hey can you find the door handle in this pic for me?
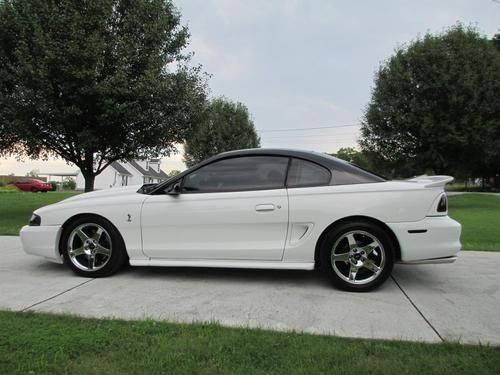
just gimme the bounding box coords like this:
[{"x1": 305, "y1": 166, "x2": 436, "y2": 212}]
[{"x1": 255, "y1": 204, "x2": 275, "y2": 212}]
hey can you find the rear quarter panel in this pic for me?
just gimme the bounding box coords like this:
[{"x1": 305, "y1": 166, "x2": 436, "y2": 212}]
[{"x1": 283, "y1": 181, "x2": 442, "y2": 262}]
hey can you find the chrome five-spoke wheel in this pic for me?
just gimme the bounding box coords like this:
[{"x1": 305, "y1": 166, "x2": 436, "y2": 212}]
[
  {"x1": 67, "y1": 223, "x2": 112, "y2": 272},
  {"x1": 320, "y1": 221, "x2": 394, "y2": 292},
  {"x1": 61, "y1": 216, "x2": 127, "y2": 277},
  {"x1": 331, "y1": 230, "x2": 385, "y2": 285}
]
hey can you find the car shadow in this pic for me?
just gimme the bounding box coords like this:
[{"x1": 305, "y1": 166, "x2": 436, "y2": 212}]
[
  {"x1": 25, "y1": 260, "x2": 67, "y2": 274},
  {"x1": 28, "y1": 259, "x2": 394, "y2": 292},
  {"x1": 121, "y1": 265, "x2": 332, "y2": 288}
]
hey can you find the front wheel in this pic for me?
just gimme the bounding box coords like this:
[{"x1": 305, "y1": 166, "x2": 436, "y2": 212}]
[
  {"x1": 60, "y1": 216, "x2": 128, "y2": 277},
  {"x1": 320, "y1": 221, "x2": 395, "y2": 292}
]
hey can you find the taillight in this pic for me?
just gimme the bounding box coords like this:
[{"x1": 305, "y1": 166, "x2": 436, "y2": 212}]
[{"x1": 437, "y1": 194, "x2": 447, "y2": 212}]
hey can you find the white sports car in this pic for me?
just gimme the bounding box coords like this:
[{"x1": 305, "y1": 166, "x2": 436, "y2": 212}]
[{"x1": 20, "y1": 149, "x2": 461, "y2": 291}]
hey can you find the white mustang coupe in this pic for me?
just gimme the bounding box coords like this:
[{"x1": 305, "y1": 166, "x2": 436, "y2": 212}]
[{"x1": 20, "y1": 149, "x2": 461, "y2": 291}]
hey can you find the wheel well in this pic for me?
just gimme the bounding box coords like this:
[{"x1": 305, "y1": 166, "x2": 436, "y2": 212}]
[
  {"x1": 59, "y1": 213, "x2": 127, "y2": 257},
  {"x1": 314, "y1": 215, "x2": 401, "y2": 267}
]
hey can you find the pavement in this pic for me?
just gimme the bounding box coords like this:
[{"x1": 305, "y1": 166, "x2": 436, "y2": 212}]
[{"x1": 1, "y1": 235, "x2": 500, "y2": 345}]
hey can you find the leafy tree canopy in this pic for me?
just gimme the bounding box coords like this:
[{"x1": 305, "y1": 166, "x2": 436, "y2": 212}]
[
  {"x1": 0, "y1": 0, "x2": 207, "y2": 191},
  {"x1": 183, "y1": 97, "x2": 260, "y2": 167},
  {"x1": 360, "y1": 24, "x2": 500, "y2": 178},
  {"x1": 333, "y1": 147, "x2": 369, "y2": 168}
]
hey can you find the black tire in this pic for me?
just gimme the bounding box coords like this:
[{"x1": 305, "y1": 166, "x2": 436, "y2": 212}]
[
  {"x1": 60, "y1": 215, "x2": 128, "y2": 277},
  {"x1": 41, "y1": 190, "x2": 48, "y2": 193},
  {"x1": 31, "y1": 187, "x2": 38, "y2": 193},
  {"x1": 320, "y1": 221, "x2": 394, "y2": 292}
]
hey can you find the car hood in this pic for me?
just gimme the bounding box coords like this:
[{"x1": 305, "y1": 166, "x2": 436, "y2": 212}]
[{"x1": 61, "y1": 185, "x2": 144, "y2": 204}]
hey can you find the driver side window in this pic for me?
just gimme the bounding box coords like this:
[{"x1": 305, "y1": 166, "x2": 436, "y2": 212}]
[{"x1": 182, "y1": 156, "x2": 289, "y2": 193}]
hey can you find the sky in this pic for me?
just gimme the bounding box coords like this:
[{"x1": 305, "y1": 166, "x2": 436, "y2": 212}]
[{"x1": 1, "y1": 0, "x2": 498, "y2": 176}]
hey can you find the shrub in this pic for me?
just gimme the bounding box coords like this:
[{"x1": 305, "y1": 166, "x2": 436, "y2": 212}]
[
  {"x1": 62, "y1": 178, "x2": 76, "y2": 190},
  {"x1": 48, "y1": 181, "x2": 58, "y2": 191}
]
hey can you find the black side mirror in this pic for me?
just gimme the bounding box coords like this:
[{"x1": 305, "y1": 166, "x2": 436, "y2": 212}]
[{"x1": 167, "y1": 182, "x2": 181, "y2": 195}]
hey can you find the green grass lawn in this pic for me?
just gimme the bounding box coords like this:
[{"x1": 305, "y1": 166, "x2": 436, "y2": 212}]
[
  {"x1": 0, "y1": 191, "x2": 78, "y2": 235},
  {"x1": 448, "y1": 194, "x2": 500, "y2": 251},
  {"x1": 0, "y1": 311, "x2": 499, "y2": 374}
]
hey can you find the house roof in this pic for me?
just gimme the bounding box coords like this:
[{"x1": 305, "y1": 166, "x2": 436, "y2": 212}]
[
  {"x1": 128, "y1": 160, "x2": 169, "y2": 179},
  {"x1": 110, "y1": 162, "x2": 132, "y2": 176}
]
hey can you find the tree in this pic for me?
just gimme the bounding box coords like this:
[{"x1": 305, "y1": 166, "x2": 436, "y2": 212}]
[
  {"x1": 493, "y1": 32, "x2": 500, "y2": 50},
  {"x1": 26, "y1": 169, "x2": 40, "y2": 178},
  {"x1": 168, "y1": 169, "x2": 181, "y2": 177},
  {"x1": 360, "y1": 25, "x2": 500, "y2": 179},
  {"x1": 334, "y1": 147, "x2": 370, "y2": 168},
  {"x1": 0, "y1": 0, "x2": 207, "y2": 191},
  {"x1": 183, "y1": 97, "x2": 260, "y2": 167}
]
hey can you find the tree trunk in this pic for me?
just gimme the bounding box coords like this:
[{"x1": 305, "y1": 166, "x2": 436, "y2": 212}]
[
  {"x1": 82, "y1": 150, "x2": 95, "y2": 192},
  {"x1": 83, "y1": 173, "x2": 95, "y2": 192}
]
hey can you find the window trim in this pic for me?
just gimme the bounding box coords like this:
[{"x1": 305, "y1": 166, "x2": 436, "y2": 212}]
[
  {"x1": 177, "y1": 155, "x2": 290, "y2": 194},
  {"x1": 285, "y1": 157, "x2": 332, "y2": 189}
]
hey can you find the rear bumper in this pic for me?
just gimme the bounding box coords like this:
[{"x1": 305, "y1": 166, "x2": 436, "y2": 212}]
[
  {"x1": 387, "y1": 216, "x2": 461, "y2": 262},
  {"x1": 19, "y1": 225, "x2": 63, "y2": 264}
]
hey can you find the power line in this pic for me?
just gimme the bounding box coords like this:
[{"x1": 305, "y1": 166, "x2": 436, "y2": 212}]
[
  {"x1": 262, "y1": 137, "x2": 357, "y2": 142},
  {"x1": 261, "y1": 133, "x2": 357, "y2": 139},
  {"x1": 258, "y1": 123, "x2": 361, "y2": 133}
]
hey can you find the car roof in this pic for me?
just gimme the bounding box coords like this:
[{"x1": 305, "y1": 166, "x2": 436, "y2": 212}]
[
  {"x1": 147, "y1": 148, "x2": 385, "y2": 195},
  {"x1": 213, "y1": 148, "x2": 356, "y2": 171}
]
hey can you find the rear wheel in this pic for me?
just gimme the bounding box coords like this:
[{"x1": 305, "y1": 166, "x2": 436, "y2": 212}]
[
  {"x1": 320, "y1": 221, "x2": 394, "y2": 292},
  {"x1": 60, "y1": 216, "x2": 128, "y2": 277}
]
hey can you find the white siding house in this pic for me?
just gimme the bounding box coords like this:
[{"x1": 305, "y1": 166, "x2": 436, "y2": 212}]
[{"x1": 76, "y1": 159, "x2": 170, "y2": 190}]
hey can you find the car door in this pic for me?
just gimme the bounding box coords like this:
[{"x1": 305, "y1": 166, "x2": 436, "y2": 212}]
[
  {"x1": 141, "y1": 155, "x2": 290, "y2": 260},
  {"x1": 15, "y1": 180, "x2": 29, "y2": 191}
]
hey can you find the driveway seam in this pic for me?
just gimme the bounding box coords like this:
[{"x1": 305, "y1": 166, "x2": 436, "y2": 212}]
[
  {"x1": 21, "y1": 278, "x2": 95, "y2": 312},
  {"x1": 391, "y1": 275, "x2": 444, "y2": 342}
]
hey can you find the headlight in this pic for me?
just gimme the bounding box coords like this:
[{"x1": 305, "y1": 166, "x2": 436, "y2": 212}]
[{"x1": 29, "y1": 213, "x2": 41, "y2": 226}]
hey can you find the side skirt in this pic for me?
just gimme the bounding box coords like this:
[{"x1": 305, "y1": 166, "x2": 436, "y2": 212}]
[
  {"x1": 397, "y1": 255, "x2": 457, "y2": 265},
  {"x1": 129, "y1": 258, "x2": 315, "y2": 270}
]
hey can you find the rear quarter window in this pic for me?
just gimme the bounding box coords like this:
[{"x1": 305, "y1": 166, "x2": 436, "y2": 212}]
[
  {"x1": 332, "y1": 166, "x2": 386, "y2": 185},
  {"x1": 286, "y1": 158, "x2": 331, "y2": 187}
]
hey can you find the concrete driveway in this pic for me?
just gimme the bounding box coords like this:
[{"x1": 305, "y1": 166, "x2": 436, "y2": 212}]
[{"x1": 2, "y1": 235, "x2": 499, "y2": 345}]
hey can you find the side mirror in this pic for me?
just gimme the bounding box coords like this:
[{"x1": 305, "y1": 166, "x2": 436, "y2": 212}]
[{"x1": 167, "y1": 182, "x2": 181, "y2": 195}]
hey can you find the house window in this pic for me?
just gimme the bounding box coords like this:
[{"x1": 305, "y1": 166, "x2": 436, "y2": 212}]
[{"x1": 121, "y1": 175, "x2": 128, "y2": 186}]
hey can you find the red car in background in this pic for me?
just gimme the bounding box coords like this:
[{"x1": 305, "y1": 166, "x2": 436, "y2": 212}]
[{"x1": 13, "y1": 179, "x2": 52, "y2": 193}]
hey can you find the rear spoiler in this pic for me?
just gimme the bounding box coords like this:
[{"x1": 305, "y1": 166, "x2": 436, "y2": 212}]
[{"x1": 406, "y1": 175, "x2": 454, "y2": 188}]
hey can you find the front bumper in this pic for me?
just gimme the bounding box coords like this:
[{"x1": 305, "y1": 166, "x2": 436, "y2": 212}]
[
  {"x1": 19, "y1": 225, "x2": 63, "y2": 264},
  {"x1": 387, "y1": 216, "x2": 461, "y2": 262}
]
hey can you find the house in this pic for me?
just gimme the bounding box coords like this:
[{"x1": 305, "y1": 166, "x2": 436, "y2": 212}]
[{"x1": 76, "y1": 158, "x2": 170, "y2": 190}]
